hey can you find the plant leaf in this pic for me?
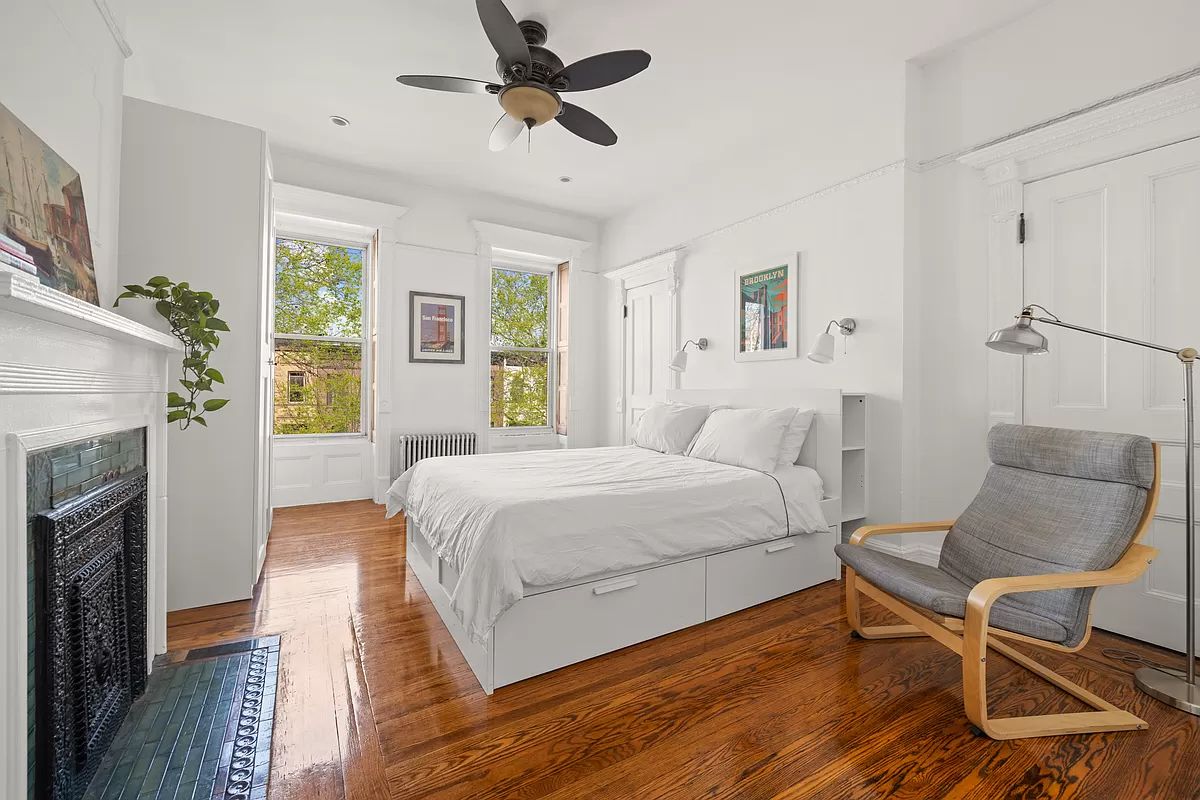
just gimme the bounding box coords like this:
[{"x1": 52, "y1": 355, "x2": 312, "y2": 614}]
[
  {"x1": 167, "y1": 410, "x2": 188, "y2": 423},
  {"x1": 192, "y1": 416, "x2": 208, "y2": 427},
  {"x1": 204, "y1": 368, "x2": 225, "y2": 384},
  {"x1": 206, "y1": 317, "x2": 230, "y2": 331},
  {"x1": 203, "y1": 398, "x2": 230, "y2": 412},
  {"x1": 148, "y1": 276, "x2": 170, "y2": 287},
  {"x1": 167, "y1": 394, "x2": 188, "y2": 408},
  {"x1": 155, "y1": 300, "x2": 173, "y2": 319}
]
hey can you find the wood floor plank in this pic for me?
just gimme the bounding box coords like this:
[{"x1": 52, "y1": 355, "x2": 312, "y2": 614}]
[{"x1": 166, "y1": 500, "x2": 1200, "y2": 799}]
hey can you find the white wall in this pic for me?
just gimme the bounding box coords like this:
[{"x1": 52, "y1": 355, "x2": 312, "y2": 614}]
[
  {"x1": 600, "y1": 167, "x2": 910, "y2": 527},
  {"x1": 911, "y1": 0, "x2": 1200, "y2": 530},
  {"x1": 0, "y1": 0, "x2": 129, "y2": 305},
  {"x1": 269, "y1": 150, "x2": 604, "y2": 462},
  {"x1": 118, "y1": 98, "x2": 268, "y2": 611}
]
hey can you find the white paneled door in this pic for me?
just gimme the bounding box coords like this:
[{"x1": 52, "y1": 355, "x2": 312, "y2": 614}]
[
  {"x1": 623, "y1": 280, "x2": 671, "y2": 443},
  {"x1": 1023, "y1": 137, "x2": 1200, "y2": 651}
]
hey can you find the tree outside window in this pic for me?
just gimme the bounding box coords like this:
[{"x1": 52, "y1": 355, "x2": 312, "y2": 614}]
[
  {"x1": 273, "y1": 238, "x2": 366, "y2": 435},
  {"x1": 490, "y1": 267, "x2": 552, "y2": 428}
]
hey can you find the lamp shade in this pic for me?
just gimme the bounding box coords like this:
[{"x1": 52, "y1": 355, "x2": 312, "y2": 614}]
[
  {"x1": 807, "y1": 333, "x2": 835, "y2": 364},
  {"x1": 986, "y1": 316, "x2": 1049, "y2": 355},
  {"x1": 669, "y1": 350, "x2": 688, "y2": 372}
]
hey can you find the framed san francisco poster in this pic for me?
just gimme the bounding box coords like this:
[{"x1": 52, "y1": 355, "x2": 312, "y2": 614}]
[
  {"x1": 734, "y1": 253, "x2": 798, "y2": 362},
  {"x1": 409, "y1": 291, "x2": 465, "y2": 364}
]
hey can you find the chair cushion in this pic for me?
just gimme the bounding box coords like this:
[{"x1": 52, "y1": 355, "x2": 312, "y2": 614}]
[
  {"x1": 835, "y1": 544, "x2": 1069, "y2": 643},
  {"x1": 940, "y1": 461, "x2": 1147, "y2": 647},
  {"x1": 987, "y1": 424, "x2": 1155, "y2": 489}
]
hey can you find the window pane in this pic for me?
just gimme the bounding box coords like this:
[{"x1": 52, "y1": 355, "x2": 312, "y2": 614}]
[
  {"x1": 275, "y1": 238, "x2": 363, "y2": 337},
  {"x1": 490, "y1": 350, "x2": 548, "y2": 428},
  {"x1": 274, "y1": 339, "x2": 362, "y2": 434},
  {"x1": 490, "y1": 268, "x2": 549, "y2": 348}
]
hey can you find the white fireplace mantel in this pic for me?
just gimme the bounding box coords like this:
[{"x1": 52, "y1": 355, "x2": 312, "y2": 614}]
[
  {"x1": 0, "y1": 271, "x2": 181, "y2": 800},
  {"x1": 0, "y1": 272, "x2": 180, "y2": 352}
]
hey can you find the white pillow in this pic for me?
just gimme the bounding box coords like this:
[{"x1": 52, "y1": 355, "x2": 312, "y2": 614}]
[
  {"x1": 776, "y1": 408, "x2": 816, "y2": 471},
  {"x1": 688, "y1": 407, "x2": 795, "y2": 473},
  {"x1": 633, "y1": 402, "x2": 711, "y2": 455}
]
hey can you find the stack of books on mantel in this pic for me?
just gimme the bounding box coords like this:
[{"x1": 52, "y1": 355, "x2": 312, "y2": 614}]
[{"x1": 0, "y1": 232, "x2": 39, "y2": 277}]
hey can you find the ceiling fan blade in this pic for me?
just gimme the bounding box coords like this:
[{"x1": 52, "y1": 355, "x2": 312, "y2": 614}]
[
  {"x1": 396, "y1": 75, "x2": 497, "y2": 94},
  {"x1": 555, "y1": 50, "x2": 651, "y2": 92},
  {"x1": 475, "y1": 0, "x2": 530, "y2": 72},
  {"x1": 489, "y1": 114, "x2": 525, "y2": 152},
  {"x1": 556, "y1": 103, "x2": 617, "y2": 146}
]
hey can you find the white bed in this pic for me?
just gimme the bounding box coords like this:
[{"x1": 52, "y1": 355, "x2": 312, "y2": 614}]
[{"x1": 389, "y1": 388, "x2": 846, "y2": 694}]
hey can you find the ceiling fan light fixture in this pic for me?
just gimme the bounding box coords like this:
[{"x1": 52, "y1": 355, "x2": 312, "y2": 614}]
[{"x1": 499, "y1": 83, "x2": 560, "y2": 127}]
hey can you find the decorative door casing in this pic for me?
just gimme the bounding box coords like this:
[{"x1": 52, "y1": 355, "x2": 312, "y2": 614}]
[
  {"x1": 604, "y1": 250, "x2": 683, "y2": 444},
  {"x1": 961, "y1": 73, "x2": 1200, "y2": 650}
]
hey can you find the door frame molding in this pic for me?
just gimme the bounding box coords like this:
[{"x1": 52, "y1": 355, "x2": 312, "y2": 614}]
[
  {"x1": 604, "y1": 250, "x2": 683, "y2": 444},
  {"x1": 957, "y1": 72, "x2": 1200, "y2": 431}
]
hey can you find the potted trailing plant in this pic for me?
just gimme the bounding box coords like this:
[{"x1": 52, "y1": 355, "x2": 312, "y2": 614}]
[{"x1": 115, "y1": 276, "x2": 230, "y2": 430}]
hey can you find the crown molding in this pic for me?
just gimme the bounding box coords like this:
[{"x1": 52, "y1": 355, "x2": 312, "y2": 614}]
[
  {"x1": 958, "y1": 70, "x2": 1200, "y2": 171},
  {"x1": 93, "y1": 0, "x2": 133, "y2": 58},
  {"x1": 602, "y1": 249, "x2": 681, "y2": 289}
]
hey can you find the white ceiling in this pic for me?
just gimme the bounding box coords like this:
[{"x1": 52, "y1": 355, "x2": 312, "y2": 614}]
[{"x1": 122, "y1": 0, "x2": 1049, "y2": 219}]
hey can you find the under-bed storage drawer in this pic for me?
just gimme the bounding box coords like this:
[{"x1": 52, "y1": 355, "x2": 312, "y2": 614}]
[
  {"x1": 493, "y1": 558, "x2": 706, "y2": 688},
  {"x1": 705, "y1": 531, "x2": 835, "y2": 620}
]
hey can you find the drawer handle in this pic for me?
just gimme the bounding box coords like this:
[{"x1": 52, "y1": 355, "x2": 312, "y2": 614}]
[
  {"x1": 593, "y1": 578, "x2": 638, "y2": 596},
  {"x1": 766, "y1": 542, "x2": 795, "y2": 554}
]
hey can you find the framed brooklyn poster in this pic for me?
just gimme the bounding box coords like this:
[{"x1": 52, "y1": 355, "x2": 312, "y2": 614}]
[
  {"x1": 734, "y1": 253, "x2": 798, "y2": 362},
  {"x1": 409, "y1": 291, "x2": 465, "y2": 364}
]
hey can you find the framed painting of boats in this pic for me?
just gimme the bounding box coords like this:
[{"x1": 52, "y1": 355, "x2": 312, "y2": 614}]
[{"x1": 0, "y1": 101, "x2": 99, "y2": 305}]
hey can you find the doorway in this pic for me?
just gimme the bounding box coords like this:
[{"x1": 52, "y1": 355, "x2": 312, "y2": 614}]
[{"x1": 1022, "y1": 137, "x2": 1200, "y2": 650}]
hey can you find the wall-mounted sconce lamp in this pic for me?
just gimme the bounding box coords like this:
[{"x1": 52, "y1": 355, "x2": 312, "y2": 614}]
[
  {"x1": 807, "y1": 318, "x2": 856, "y2": 364},
  {"x1": 669, "y1": 338, "x2": 708, "y2": 373}
]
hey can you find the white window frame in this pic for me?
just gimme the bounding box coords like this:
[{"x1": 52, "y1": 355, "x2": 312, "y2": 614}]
[
  {"x1": 489, "y1": 253, "x2": 558, "y2": 433},
  {"x1": 272, "y1": 224, "x2": 374, "y2": 440}
]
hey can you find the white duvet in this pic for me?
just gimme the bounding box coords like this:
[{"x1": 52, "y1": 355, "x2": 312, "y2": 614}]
[{"x1": 386, "y1": 446, "x2": 828, "y2": 643}]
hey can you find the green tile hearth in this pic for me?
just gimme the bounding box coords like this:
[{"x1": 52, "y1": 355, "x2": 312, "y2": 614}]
[{"x1": 83, "y1": 637, "x2": 279, "y2": 800}]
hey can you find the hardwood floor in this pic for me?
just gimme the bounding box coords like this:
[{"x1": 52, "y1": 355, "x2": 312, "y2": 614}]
[{"x1": 166, "y1": 500, "x2": 1200, "y2": 799}]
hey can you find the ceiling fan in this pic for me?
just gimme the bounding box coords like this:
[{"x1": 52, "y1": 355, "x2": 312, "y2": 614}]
[{"x1": 396, "y1": 0, "x2": 650, "y2": 151}]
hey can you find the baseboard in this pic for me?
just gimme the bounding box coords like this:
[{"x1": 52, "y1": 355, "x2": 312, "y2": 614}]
[{"x1": 863, "y1": 537, "x2": 941, "y2": 566}]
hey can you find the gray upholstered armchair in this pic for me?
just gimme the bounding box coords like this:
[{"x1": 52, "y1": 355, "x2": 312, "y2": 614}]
[{"x1": 836, "y1": 424, "x2": 1161, "y2": 740}]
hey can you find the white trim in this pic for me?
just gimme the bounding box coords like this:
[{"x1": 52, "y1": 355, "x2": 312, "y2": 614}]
[
  {"x1": 4, "y1": 408, "x2": 169, "y2": 800},
  {"x1": 471, "y1": 221, "x2": 593, "y2": 261},
  {"x1": 473, "y1": 222, "x2": 596, "y2": 453},
  {"x1": 606, "y1": 251, "x2": 683, "y2": 437},
  {"x1": 958, "y1": 71, "x2": 1200, "y2": 173},
  {"x1": 92, "y1": 0, "x2": 133, "y2": 58},
  {"x1": 1, "y1": 273, "x2": 181, "y2": 352},
  {"x1": 864, "y1": 536, "x2": 941, "y2": 567},
  {"x1": 273, "y1": 184, "x2": 407, "y2": 234},
  {"x1": 0, "y1": 363, "x2": 161, "y2": 394},
  {"x1": 272, "y1": 184, "x2": 407, "y2": 505},
  {"x1": 958, "y1": 72, "x2": 1200, "y2": 439}
]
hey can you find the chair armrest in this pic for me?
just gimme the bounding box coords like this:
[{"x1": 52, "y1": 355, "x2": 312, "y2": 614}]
[
  {"x1": 966, "y1": 543, "x2": 1159, "y2": 621},
  {"x1": 848, "y1": 520, "x2": 956, "y2": 546}
]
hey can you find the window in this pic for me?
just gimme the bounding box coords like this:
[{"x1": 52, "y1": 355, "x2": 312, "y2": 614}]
[
  {"x1": 273, "y1": 236, "x2": 368, "y2": 435},
  {"x1": 286, "y1": 371, "x2": 306, "y2": 403},
  {"x1": 490, "y1": 266, "x2": 553, "y2": 429},
  {"x1": 555, "y1": 262, "x2": 569, "y2": 435}
]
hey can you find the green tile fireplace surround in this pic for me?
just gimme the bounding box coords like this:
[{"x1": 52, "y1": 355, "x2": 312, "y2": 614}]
[{"x1": 26, "y1": 428, "x2": 147, "y2": 799}]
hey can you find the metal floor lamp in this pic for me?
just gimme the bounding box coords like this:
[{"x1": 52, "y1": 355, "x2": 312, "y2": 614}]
[{"x1": 987, "y1": 304, "x2": 1199, "y2": 716}]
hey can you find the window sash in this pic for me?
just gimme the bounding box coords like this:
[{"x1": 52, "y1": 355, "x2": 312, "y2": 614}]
[
  {"x1": 272, "y1": 235, "x2": 371, "y2": 437},
  {"x1": 489, "y1": 265, "x2": 556, "y2": 431}
]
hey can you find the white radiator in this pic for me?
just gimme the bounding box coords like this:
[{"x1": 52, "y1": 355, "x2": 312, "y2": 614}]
[{"x1": 398, "y1": 432, "x2": 477, "y2": 472}]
